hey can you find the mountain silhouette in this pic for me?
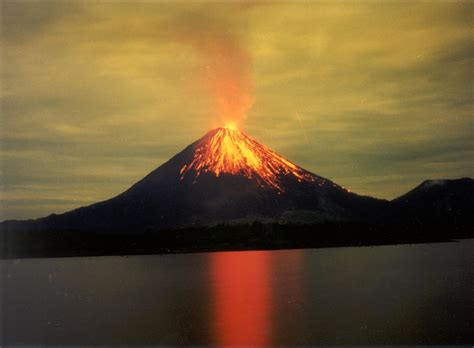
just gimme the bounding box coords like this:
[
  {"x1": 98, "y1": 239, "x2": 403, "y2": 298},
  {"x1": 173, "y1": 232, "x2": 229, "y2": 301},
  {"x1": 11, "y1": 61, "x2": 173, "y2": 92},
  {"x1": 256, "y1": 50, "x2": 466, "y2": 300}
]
[
  {"x1": 390, "y1": 178, "x2": 473, "y2": 226},
  {"x1": 2, "y1": 127, "x2": 387, "y2": 232}
]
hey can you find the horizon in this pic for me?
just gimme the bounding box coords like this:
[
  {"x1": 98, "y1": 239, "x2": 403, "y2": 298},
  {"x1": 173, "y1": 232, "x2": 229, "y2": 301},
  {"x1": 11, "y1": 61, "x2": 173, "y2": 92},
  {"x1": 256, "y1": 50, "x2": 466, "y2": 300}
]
[{"x1": 2, "y1": 1, "x2": 473, "y2": 220}]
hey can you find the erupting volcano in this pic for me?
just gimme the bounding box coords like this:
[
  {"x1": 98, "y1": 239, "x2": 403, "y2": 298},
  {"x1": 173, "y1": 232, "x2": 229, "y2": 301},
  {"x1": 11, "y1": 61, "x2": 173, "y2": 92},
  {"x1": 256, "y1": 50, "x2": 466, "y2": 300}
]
[
  {"x1": 180, "y1": 127, "x2": 315, "y2": 191},
  {"x1": 3, "y1": 127, "x2": 387, "y2": 232}
]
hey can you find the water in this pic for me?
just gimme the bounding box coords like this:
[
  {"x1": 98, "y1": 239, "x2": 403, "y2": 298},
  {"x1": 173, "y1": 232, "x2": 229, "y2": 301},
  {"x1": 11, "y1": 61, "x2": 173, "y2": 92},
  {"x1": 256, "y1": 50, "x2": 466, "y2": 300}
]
[{"x1": 1, "y1": 240, "x2": 473, "y2": 346}]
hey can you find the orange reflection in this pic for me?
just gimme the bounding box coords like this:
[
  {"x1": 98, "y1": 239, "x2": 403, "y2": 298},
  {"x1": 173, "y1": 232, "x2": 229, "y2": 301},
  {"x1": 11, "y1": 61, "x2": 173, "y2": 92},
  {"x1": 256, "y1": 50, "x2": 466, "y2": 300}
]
[{"x1": 210, "y1": 251, "x2": 272, "y2": 347}]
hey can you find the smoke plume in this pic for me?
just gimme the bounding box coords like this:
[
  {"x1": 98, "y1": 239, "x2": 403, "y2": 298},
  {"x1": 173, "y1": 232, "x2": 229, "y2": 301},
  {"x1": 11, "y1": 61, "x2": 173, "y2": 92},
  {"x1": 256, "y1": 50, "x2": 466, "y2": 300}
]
[{"x1": 175, "y1": 14, "x2": 254, "y2": 126}]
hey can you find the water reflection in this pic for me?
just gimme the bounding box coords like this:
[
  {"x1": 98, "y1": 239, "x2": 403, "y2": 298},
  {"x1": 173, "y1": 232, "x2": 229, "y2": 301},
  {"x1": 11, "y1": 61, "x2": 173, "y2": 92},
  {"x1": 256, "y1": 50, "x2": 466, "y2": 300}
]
[
  {"x1": 209, "y1": 250, "x2": 304, "y2": 346},
  {"x1": 2, "y1": 241, "x2": 473, "y2": 345}
]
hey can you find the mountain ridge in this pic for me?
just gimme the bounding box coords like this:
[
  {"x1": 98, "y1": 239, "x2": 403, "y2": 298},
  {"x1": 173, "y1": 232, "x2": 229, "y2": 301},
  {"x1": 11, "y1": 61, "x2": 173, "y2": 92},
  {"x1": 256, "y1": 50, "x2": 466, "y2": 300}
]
[
  {"x1": 389, "y1": 177, "x2": 473, "y2": 226},
  {"x1": 1, "y1": 128, "x2": 472, "y2": 233}
]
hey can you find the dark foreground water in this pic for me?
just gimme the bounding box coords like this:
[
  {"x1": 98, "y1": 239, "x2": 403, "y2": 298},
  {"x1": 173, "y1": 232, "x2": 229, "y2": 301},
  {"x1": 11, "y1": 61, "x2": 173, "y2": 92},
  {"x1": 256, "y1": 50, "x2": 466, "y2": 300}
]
[{"x1": 1, "y1": 240, "x2": 473, "y2": 346}]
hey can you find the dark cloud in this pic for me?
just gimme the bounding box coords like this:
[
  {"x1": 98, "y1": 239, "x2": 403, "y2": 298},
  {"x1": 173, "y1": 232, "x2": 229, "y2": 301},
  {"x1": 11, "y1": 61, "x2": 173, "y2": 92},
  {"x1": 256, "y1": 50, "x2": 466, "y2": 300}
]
[{"x1": 1, "y1": 1, "x2": 84, "y2": 42}]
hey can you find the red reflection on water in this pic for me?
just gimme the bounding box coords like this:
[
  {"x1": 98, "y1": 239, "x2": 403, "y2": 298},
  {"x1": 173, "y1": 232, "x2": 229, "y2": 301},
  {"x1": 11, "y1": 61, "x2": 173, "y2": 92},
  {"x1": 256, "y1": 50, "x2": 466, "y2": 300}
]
[{"x1": 210, "y1": 251, "x2": 272, "y2": 347}]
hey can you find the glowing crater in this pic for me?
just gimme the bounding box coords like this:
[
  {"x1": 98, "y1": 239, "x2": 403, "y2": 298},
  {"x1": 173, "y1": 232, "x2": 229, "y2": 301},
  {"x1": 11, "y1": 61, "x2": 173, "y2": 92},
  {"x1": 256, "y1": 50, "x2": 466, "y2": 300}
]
[{"x1": 180, "y1": 127, "x2": 315, "y2": 190}]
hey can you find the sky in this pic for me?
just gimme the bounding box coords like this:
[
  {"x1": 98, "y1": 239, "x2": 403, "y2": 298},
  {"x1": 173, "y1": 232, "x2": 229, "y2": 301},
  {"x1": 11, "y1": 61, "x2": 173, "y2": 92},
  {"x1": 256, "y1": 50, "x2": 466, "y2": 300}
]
[{"x1": 1, "y1": 0, "x2": 473, "y2": 220}]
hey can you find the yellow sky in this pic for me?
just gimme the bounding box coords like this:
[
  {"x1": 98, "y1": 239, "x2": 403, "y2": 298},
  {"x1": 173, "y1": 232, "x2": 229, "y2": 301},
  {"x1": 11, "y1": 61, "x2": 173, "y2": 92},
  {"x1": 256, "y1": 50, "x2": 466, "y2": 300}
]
[{"x1": 1, "y1": 1, "x2": 473, "y2": 219}]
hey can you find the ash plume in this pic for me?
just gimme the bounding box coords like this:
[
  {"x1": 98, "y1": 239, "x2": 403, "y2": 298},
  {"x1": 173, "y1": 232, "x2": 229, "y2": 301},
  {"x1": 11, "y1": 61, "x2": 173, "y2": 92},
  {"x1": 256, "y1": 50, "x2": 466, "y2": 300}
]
[{"x1": 173, "y1": 13, "x2": 255, "y2": 126}]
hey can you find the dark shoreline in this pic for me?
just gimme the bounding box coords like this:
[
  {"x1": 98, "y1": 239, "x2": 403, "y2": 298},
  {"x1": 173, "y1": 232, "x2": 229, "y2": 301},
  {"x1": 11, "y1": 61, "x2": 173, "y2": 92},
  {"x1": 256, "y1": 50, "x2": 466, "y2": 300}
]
[{"x1": 2, "y1": 222, "x2": 472, "y2": 259}]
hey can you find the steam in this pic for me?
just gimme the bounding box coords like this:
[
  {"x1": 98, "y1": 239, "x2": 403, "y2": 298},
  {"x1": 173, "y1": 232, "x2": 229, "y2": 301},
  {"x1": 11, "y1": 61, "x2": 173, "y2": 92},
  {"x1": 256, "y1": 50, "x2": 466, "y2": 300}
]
[{"x1": 175, "y1": 15, "x2": 254, "y2": 126}]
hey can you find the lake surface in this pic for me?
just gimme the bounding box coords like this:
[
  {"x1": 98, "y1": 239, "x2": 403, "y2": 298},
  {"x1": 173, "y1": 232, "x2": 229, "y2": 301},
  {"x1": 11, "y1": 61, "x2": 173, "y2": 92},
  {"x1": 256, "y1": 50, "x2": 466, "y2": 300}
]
[{"x1": 1, "y1": 240, "x2": 473, "y2": 346}]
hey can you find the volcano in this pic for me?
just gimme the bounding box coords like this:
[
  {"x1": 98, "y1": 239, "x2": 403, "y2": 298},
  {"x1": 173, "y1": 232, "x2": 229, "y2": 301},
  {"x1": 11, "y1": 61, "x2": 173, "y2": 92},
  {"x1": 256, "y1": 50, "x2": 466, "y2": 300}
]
[{"x1": 5, "y1": 127, "x2": 386, "y2": 232}]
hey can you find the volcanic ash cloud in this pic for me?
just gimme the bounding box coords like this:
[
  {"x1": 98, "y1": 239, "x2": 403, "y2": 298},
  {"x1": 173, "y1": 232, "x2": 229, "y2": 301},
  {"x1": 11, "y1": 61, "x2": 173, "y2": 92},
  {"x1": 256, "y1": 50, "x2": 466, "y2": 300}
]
[{"x1": 174, "y1": 15, "x2": 255, "y2": 126}]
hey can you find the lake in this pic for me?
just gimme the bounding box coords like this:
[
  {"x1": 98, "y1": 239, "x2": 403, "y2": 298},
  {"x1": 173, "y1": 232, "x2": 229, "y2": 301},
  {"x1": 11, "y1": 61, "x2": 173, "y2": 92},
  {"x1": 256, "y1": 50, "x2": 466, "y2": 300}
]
[{"x1": 1, "y1": 239, "x2": 473, "y2": 346}]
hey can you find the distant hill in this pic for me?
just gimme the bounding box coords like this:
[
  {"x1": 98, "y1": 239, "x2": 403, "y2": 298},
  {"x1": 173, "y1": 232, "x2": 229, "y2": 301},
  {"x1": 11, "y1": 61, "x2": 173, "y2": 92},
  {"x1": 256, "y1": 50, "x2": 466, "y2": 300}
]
[{"x1": 390, "y1": 178, "x2": 473, "y2": 226}]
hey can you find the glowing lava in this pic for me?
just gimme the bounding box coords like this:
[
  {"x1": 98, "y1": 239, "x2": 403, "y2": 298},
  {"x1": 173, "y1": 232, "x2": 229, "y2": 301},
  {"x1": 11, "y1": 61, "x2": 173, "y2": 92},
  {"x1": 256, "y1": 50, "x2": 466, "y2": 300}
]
[{"x1": 180, "y1": 126, "x2": 315, "y2": 191}]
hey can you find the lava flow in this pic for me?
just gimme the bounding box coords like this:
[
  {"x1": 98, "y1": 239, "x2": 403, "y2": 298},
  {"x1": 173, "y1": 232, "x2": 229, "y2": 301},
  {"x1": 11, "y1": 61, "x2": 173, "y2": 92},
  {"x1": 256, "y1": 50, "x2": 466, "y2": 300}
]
[{"x1": 180, "y1": 126, "x2": 315, "y2": 191}]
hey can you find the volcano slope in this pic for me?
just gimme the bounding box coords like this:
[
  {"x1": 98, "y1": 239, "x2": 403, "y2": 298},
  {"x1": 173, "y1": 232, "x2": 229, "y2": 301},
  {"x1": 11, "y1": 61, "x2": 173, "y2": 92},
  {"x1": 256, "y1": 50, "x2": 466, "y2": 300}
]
[{"x1": 2, "y1": 127, "x2": 387, "y2": 233}]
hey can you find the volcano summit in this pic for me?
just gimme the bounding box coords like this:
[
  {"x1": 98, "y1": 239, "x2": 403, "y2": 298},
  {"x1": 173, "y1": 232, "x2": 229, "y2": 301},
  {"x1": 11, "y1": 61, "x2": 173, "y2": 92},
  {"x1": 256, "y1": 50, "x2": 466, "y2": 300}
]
[
  {"x1": 4, "y1": 127, "x2": 386, "y2": 232},
  {"x1": 179, "y1": 127, "x2": 315, "y2": 191}
]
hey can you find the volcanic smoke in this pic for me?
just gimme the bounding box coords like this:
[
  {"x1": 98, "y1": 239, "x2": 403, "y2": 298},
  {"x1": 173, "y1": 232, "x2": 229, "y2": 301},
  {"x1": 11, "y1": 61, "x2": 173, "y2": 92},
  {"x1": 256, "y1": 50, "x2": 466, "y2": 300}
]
[{"x1": 177, "y1": 17, "x2": 254, "y2": 127}]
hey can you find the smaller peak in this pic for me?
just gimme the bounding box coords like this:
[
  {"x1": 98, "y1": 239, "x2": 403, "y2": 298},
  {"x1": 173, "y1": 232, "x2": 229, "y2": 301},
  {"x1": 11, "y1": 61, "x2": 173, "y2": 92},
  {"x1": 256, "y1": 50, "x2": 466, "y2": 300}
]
[
  {"x1": 420, "y1": 178, "x2": 473, "y2": 188},
  {"x1": 420, "y1": 179, "x2": 448, "y2": 188}
]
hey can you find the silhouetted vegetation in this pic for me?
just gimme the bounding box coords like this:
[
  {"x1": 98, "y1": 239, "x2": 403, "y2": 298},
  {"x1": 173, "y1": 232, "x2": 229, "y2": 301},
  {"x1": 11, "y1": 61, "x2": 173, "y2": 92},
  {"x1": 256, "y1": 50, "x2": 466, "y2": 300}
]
[{"x1": 2, "y1": 221, "x2": 472, "y2": 259}]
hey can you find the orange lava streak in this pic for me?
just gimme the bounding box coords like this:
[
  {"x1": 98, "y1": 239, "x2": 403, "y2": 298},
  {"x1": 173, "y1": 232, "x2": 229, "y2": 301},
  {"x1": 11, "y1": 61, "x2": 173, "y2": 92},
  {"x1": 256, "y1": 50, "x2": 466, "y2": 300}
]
[{"x1": 181, "y1": 127, "x2": 314, "y2": 190}]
